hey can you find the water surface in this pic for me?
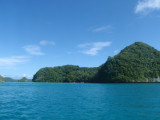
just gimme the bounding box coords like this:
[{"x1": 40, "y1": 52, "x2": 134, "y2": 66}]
[{"x1": 0, "y1": 82, "x2": 160, "y2": 120}]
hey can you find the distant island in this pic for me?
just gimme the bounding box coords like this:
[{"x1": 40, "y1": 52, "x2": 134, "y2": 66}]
[
  {"x1": 3, "y1": 77, "x2": 32, "y2": 82},
  {"x1": 32, "y1": 42, "x2": 160, "y2": 83}
]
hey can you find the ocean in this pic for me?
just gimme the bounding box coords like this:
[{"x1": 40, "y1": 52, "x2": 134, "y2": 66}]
[{"x1": 0, "y1": 82, "x2": 160, "y2": 120}]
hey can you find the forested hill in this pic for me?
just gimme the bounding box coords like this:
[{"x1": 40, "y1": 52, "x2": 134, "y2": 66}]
[
  {"x1": 32, "y1": 65, "x2": 98, "y2": 83},
  {"x1": 94, "y1": 42, "x2": 160, "y2": 83},
  {"x1": 33, "y1": 42, "x2": 160, "y2": 83}
]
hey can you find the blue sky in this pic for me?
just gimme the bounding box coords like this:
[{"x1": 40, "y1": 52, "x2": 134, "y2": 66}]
[{"x1": 0, "y1": 0, "x2": 160, "y2": 79}]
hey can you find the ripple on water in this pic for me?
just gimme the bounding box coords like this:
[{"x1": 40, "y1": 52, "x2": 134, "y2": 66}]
[{"x1": 0, "y1": 83, "x2": 160, "y2": 120}]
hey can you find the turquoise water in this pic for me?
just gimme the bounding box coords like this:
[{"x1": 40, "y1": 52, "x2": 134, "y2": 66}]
[{"x1": 0, "y1": 83, "x2": 160, "y2": 120}]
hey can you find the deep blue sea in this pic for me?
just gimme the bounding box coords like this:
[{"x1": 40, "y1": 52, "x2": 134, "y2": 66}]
[{"x1": 0, "y1": 83, "x2": 160, "y2": 120}]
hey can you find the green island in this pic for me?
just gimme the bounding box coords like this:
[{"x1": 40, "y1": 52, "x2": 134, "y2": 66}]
[
  {"x1": 32, "y1": 42, "x2": 160, "y2": 83},
  {"x1": 1, "y1": 42, "x2": 160, "y2": 83},
  {"x1": 3, "y1": 77, "x2": 32, "y2": 82}
]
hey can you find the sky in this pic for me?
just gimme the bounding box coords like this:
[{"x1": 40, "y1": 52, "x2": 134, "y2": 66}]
[{"x1": 0, "y1": 0, "x2": 160, "y2": 79}]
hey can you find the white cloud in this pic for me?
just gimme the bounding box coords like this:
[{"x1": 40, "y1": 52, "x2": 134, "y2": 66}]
[
  {"x1": 23, "y1": 40, "x2": 55, "y2": 56},
  {"x1": 0, "y1": 56, "x2": 29, "y2": 67},
  {"x1": 23, "y1": 45, "x2": 44, "y2": 55},
  {"x1": 135, "y1": 0, "x2": 160, "y2": 14},
  {"x1": 92, "y1": 25, "x2": 113, "y2": 32},
  {"x1": 40, "y1": 40, "x2": 55, "y2": 46},
  {"x1": 78, "y1": 42, "x2": 111, "y2": 56},
  {"x1": 114, "y1": 50, "x2": 119, "y2": 54}
]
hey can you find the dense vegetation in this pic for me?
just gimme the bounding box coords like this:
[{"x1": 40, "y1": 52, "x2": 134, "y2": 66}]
[
  {"x1": 32, "y1": 65, "x2": 98, "y2": 83},
  {"x1": 33, "y1": 42, "x2": 160, "y2": 83},
  {"x1": 95, "y1": 42, "x2": 160, "y2": 83}
]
